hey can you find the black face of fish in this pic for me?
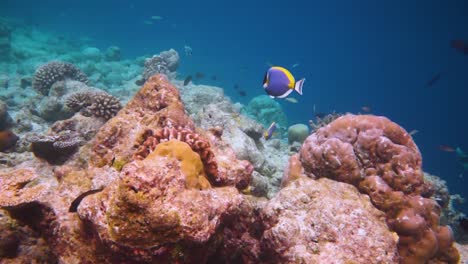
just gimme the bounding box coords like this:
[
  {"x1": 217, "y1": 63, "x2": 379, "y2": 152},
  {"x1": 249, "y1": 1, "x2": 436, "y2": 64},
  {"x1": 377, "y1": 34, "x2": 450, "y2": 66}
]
[
  {"x1": 238, "y1": 90, "x2": 247, "y2": 96},
  {"x1": 183, "y1": 76, "x2": 192, "y2": 86}
]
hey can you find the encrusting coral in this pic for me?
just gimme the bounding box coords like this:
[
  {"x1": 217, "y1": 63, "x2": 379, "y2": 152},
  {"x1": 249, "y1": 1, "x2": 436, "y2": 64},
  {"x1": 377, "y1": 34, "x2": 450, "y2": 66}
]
[
  {"x1": 298, "y1": 114, "x2": 460, "y2": 263},
  {"x1": 32, "y1": 61, "x2": 88, "y2": 95}
]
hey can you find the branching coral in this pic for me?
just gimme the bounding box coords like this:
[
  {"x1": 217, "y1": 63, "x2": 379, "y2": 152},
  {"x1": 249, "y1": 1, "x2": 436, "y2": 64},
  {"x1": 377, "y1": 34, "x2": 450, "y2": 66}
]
[
  {"x1": 134, "y1": 126, "x2": 218, "y2": 182},
  {"x1": 86, "y1": 92, "x2": 121, "y2": 120},
  {"x1": 299, "y1": 114, "x2": 459, "y2": 264},
  {"x1": 32, "y1": 61, "x2": 88, "y2": 95},
  {"x1": 65, "y1": 91, "x2": 121, "y2": 120},
  {"x1": 308, "y1": 112, "x2": 342, "y2": 133}
]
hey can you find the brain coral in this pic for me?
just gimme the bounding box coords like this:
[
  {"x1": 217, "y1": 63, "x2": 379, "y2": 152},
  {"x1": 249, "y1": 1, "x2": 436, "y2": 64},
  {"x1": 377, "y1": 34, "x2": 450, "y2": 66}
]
[
  {"x1": 299, "y1": 114, "x2": 459, "y2": 264},
  {"x1": 32, "y1": 61, "x2": 88, "y2": 95}
]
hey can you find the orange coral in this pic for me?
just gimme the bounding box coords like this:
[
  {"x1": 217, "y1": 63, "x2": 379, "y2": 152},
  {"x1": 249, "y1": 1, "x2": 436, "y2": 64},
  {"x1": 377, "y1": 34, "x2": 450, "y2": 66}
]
[
  {"x1": 299, "y1": 114, "x2": 459, "y2": 263},
  {"x1": 134, "y1": 126, "x2": 218, "y2": 183}
]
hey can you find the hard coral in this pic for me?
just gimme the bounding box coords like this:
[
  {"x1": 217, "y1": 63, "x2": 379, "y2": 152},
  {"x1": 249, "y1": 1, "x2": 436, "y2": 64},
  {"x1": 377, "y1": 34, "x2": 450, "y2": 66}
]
[
  {"x1": 32, "y1": 61, "x2": 88, "y2": 95},
  {"x1": 299, "y1": 114, "x2": 459, "y2": 263},
  {"x1": 30, "y1": 131, "x2": 83, "y2": 164},
  {"x1": 86, "y1": 92, "x2": 122, "y2": 120},
  {"x1": 65, "y1": 91, "x2": 121, "y2": 120},
  {"x1": 134, "y1": 126, "x2": 218, "y2": 183},
  {"x1": 142, "y1": 49, "x2": 179, "y2": 81}
]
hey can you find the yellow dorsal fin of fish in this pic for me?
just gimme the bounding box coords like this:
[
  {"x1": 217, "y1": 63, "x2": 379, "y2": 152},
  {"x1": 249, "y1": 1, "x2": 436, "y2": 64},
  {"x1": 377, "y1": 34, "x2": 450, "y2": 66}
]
[{"x1": 272, "y1": 66, "x2": 295, "y2": 89}]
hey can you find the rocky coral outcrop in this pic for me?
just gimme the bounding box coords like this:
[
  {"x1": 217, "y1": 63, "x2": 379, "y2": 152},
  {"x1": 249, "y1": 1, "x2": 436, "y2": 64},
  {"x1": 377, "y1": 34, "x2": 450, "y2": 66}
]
[
  {"x1": 298, "y1": 114, "x2": 460, "y2": 263},
  {"x1": 141, "y1": 49, "x2": 179, "y2": 81},
  {"x1": 179, "y1": 82, "x2": 290, "y2": 198},
  {"x1": 261, "y1": 177, "x2": 399, "y2": 263}
]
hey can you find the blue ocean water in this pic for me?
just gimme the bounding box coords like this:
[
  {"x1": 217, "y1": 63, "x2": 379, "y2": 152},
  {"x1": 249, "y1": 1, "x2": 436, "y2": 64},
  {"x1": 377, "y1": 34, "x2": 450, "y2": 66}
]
[{"x1": 1, "y1": 0, "x2": 468, "y2": 213}]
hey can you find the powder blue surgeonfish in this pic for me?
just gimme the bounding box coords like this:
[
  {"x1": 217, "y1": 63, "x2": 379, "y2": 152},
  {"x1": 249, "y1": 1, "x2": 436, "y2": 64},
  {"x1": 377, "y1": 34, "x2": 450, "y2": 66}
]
[{"x1": 263, "y1": 66, "x2": 305, "y2": 98}]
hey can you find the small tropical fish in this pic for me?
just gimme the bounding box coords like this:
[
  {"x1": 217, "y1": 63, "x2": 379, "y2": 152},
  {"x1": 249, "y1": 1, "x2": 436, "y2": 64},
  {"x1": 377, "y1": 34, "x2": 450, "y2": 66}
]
[
  {"x1": 183, "y1": 75, "x2": 192, "y2": 86},
  {"x1": 408, "y1": 130, "x2": 419, "y2": 136},
  {"x1": 285, "y1": 97, "x2": 298, "y2": 103},
  {"x1": 439, "y1": 145, "x2": 455, "y2": 152},
  {"x1": 292, "y1": 63, "x2": 300, "y2": 68},
  {"x1": 426, "y1": 72, "x2": 442, "y2": 87},
  {"x1": 263, "y1": 66, "x2": 305, "y2": 98},
  {"x1": 238, "y1": 90, "x2": 247, "y2": 97},
  {"x1": 195, "y1": 72, "x2": 205, "y2": 79},
  {"x1": 263, "y1": 122, "x2": 277, "y2": 140},
  {"x1": 151, "y1": 15, "x2": 163, "y2": 20},
  {"x1": 361, "y1": 106, "x2": 371, "y2": 113},
  {"x1": 69, "y1": 188, "x2": 104, "y2": 212},
  {"x1": 184, "y1": 45, "x2": 192, "y2": 56},
  {"x1": 143, "y1": 20, "x2": 154, "y2": 25},
  {"x1": 451, "y1": 40, "x2": 468, "y2": 54}
]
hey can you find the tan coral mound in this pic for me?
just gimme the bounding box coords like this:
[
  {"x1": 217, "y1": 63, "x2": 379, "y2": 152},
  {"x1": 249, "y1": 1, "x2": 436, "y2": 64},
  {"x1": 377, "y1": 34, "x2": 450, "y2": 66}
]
[
  {"x1": 261, "y1": 177, "x2": 399, "y2": 263},
  {"x1": 299, "y1": 114, "x2": 459, "y2": 263}
]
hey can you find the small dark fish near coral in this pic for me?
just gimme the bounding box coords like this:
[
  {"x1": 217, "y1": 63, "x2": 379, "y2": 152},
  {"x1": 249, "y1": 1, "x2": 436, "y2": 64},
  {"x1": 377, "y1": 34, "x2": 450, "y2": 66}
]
[
  {"x1": 183, "y1": 75, "x2": 192, "y2": 86},
  {"x1": 69, "y1": 188, "x2": 104, "y2": 212},
  {"x1": 195, "y1": 72, "x2": 205, "y2": 79},
  {"x1": 238, "y1": 90, "x2": 247, "y2": 97},
  {"x1": 263, "y1": 122, "x2": 277, "y2": 140},
  {"x1": 0, "y1": 131, "x2": 19, "y2": 152},
  {"x1": 451, "y1": 39, "x2": 468, "y2": 54},
  {"x1": 426, "y1": 72, "x2": 443, "y2": 87}
]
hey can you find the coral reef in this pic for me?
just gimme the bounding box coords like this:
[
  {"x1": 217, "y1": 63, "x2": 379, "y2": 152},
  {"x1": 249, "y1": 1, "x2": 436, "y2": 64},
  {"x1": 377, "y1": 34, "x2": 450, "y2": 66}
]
[
  {"x1": 141, "y1": 49, "x2": 179, "y2": 81},
  {"x1": 85, "y1": 92, "x2": 122, "y2": 120},
  {"x1": 0, "y1": 100, "x2": 13, "y2": 130},
  {"x1": 260, "y1": 177, "x2": 399, "y2": 263},
  {"x1": 104, "y1": 46, "x2": 121, "y2": 61},
  {"x1": 241, "y1": 95, "x2": 288, "y2": 129},
  {"x1": 287, "y1": 123, "x2": 309, "y2": 144},
  {"x1": 298, "y1": 114, "x2": 459, "y2": 263},
  {"x1": 134, "y1": 127, "x2": 218, "y2": 181},
  {"x1": 32, "y1": 61, "x2": 88, "y2": 95},
  {"x1": 0, "y1": 75, "x2": 257, "y2": 263},
  {"x1": 30, "y1": 131, "x2": 83, "y2": 164},
  {"x1": 308, "y1": 112, "x2": 342, "y2": 132},
  {"x1": 179, "y1": 82, "x2": 290, "y2": 197}
]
